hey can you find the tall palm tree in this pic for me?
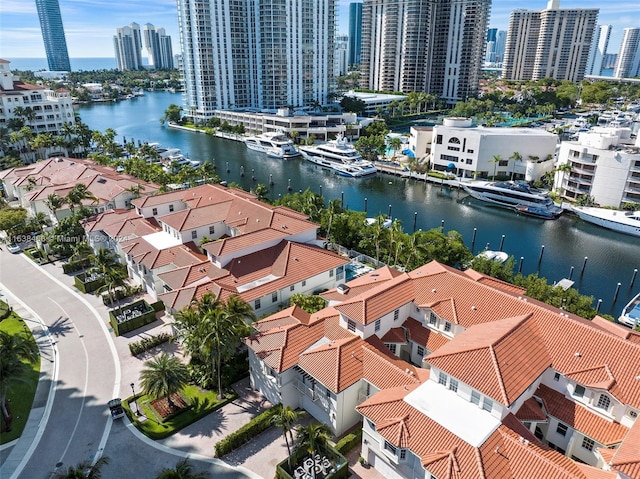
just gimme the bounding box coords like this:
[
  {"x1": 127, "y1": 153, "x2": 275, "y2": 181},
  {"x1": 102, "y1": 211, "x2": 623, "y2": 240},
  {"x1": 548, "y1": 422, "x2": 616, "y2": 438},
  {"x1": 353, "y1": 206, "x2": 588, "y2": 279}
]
[
  {"x1": 90, "y1": 247, "x2": 121, "y2": 276},
  {"x1": 271, "y1": 406, "x2": 305, "y2": 469},
  {"x1": 0, "y1": 330, "x2": 38, "y2": 431},
  {"x1": 490, "y1": 155, "x2": 502, "y2": 180},
  {"x1": 154, "y1": 458, "x2": 209, "y2": 479},
  {"x1": 295, "y1": 422, "x2": 332, "y2": 478},
  {"x1": 96, "y1": 267, "x2": 128, "y2": 307},
  {"x1": 139, "y1": 352, "x2": 190, "y2": 409},
  {"x1": 509, "y1": 151, "x2": 522, "y2": 181},
  {"x1": 51, "y1": 456, "x2": 110, "y2": 479},
  {"x1": 388, "y1": 137, "x2": 403, "y2": 159}
]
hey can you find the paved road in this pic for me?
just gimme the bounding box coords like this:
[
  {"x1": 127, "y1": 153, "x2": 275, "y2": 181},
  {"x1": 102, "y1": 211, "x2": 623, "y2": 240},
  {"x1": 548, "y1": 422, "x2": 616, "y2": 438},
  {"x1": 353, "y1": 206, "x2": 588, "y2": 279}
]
[
  {"x1": 0, "y1": 252, "x2": 258, "y2": 479},
  {"x1": 0, "y1": 251, "x2": 119, "y2": 477}
]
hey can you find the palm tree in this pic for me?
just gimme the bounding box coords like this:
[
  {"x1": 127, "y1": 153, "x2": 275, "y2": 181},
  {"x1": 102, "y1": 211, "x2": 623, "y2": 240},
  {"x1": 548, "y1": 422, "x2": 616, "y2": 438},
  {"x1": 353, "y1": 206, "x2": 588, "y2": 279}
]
[
  {"x1": 509, "y1": 152, "x2": 522, "y2": 181},
  {"x1": 252, "y1": 183, "x2": 269, "y2": 202},
  {"x1": 51, "y1": 456, "x2": 110, "y2": 479},
  {"x1": 96, "y1": 267, "x2": 128, "y2": 307},
  {"x1": 490, "y1": 155, "x2": 502, "y2": 180},
  {"x1": 388, "y1": 137, "x2": 402, "y2": 159},
  {"x1": 139, "y1": 352, "x2": 190, "y2": 409},
  {"x1": 66, "y1": 183, "x2": 98, "y2": 215},
  {"x1": 295, "y1": 422, "x2": 332, "y2": 478},
  {"x1": 271, "y1": 406, "x2": 305, "y2": 469},
  {"x1": 0, "y1": 330, "x2": 38, "y2": 431},
  {"x1": 90, "y1": 247, "x2": 121, "y2": 276},
  {"x1": 45, "y1": 193, "x2": 65, "y2": 220},
  {"x1": 155, "y1": 458, "x2": 208, "y2": 479}
]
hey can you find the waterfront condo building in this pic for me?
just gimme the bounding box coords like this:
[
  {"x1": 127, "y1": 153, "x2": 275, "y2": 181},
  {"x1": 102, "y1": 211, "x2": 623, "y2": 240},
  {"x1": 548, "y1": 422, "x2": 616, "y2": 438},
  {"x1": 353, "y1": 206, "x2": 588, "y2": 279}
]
[
  {"x1": 348, "y1": 2, "x2": 363, "y2": 66},
  {"x1": 614, "y1": 28, "x2": 640, "y2": 79},
  {"x1": 35, "y1": 0, "x2": 71, "y2": 71},
  {"x1": 502, "y1": 0, "x2": 598, "y2": 82},
  {"x1": 0, "y1": 59, "x2": 75, "y2": 162},
  {"x1": 176, "y1": 0, "x2": 336, "y2": 123},
  {"x1": 114, "y1": 23, "x2": 144, "y2": 71},
  {"x1": 555, "y1": 127, "x2": 640, "y2": 208},
  {"x1": 143, "y1": 24, "x2": 174, "y2": 70},
  {"x1": 586, "y1": 25, "x2": 611, "y2": 77},
  {"x1": 360, "y1": 0, "x2": 490, "y2": 105}
]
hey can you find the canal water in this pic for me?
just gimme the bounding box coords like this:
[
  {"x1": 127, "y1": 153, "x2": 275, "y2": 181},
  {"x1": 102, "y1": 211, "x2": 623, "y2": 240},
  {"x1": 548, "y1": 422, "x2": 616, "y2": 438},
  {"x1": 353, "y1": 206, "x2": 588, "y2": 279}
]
[{"x1": 76, "y1": 91, "x2": 639, "y2": 315}]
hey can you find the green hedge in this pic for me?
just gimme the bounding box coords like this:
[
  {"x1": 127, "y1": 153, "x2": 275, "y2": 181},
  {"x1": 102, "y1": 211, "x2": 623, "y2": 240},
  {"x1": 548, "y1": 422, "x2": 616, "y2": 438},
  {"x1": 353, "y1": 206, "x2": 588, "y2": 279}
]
[
  {"x1": 62, "y1": 258, "x2": 92, "y2": 274},
  {"x1": 334, "y1": 429, "x2": 362, "y2": 455},
  {"x1": 101, "y1": 285, "x2": 144, "y2": 306},
  {"x1": 0, "y1": 300, "x2": 11, "y2": 320},
  {"x1": 214, "y1": 404, "x2": 282, "y2": 457},
  {"x1": 150, "y1": 300, "x2": 165, "y2": 312},
  {"x1": 74, "y1": 272, "x2": 104, "y2": 293},
  {"x1": 109, "y1": 300, "x2": 157, "y2": 336},
  {"x1": 129, "y1": 332, "x2": 173, "y2": 356}
]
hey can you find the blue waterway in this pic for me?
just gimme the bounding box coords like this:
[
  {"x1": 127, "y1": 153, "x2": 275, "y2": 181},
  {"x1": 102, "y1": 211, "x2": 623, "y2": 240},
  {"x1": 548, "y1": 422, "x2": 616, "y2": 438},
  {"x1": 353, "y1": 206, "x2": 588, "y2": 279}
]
[
  {"x1": 75, "y1": 91, "x2": 639, "y2": 316},
  {"x1": 6, "y1": 57, "x2": 121, "y2": 71}
]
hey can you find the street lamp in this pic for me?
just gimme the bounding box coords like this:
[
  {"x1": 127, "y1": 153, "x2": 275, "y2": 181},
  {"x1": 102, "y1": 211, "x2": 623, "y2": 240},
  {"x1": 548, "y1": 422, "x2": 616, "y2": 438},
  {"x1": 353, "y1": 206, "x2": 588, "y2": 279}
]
[{"x1": 130, "y1": 382, "x2": 141, "y2": 416}]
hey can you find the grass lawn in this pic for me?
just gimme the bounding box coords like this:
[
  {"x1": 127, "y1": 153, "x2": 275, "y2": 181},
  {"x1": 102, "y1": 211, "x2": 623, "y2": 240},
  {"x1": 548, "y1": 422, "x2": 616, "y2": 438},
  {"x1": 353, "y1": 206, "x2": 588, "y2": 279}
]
[
  {"x1": 125, "y1": 384, "x2": 236, "y2": 440},
  {"x1": 0, "y1": 313, "x2": 41, "y2": 444}
]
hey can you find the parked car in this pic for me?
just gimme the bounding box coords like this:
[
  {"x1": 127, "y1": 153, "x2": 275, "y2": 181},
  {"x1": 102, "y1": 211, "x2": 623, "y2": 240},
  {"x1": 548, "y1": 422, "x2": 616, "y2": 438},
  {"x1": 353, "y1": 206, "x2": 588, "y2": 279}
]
[
  {"x1": 108, "y1": 398, "x2": 125, "y2": 419},
  {"x1": 7, "y1": 244, "x2": 21, "y2": 254}
]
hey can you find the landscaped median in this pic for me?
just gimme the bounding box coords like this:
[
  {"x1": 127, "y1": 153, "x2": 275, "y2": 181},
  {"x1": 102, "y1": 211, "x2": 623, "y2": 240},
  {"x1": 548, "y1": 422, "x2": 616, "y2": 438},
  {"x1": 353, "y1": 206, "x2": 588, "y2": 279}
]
[{"x1": 122, "y1": 384, "x2": 237, "y2": 440}]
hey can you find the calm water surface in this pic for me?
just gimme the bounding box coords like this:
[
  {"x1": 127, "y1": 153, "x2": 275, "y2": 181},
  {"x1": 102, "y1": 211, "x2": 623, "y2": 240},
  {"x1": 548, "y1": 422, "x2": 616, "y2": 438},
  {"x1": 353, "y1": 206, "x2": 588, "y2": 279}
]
[{"x1": 76, "y1": 92, "x2": 639, "y2": 315}]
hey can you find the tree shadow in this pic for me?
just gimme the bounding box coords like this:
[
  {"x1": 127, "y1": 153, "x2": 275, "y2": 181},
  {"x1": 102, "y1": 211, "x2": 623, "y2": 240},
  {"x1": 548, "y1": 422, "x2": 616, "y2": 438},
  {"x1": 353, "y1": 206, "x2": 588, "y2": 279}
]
[{"x1": 46, "y1": 316, "x2": 74, "y2": 338}]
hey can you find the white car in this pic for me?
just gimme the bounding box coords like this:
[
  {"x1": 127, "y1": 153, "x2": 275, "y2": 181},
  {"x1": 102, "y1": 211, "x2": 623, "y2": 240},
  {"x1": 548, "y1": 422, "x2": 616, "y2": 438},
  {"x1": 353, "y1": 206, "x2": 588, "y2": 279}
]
[{"x1": 7, "y1": 243, "x2": 21, "y2": 254}]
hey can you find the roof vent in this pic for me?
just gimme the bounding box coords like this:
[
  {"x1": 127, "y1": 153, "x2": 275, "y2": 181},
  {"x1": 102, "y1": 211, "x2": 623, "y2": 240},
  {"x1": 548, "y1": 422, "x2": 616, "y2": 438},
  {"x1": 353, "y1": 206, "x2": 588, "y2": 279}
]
[
  {"x1": 471, "y1": 306, "x2": 477, "y2": 310},
  {"x1": 337, "y1": 284, "x2": 350, "y2": 294},
  {"x1": 432, "y1": 288, "x2": 436, "y2": 293},
  {"x1": 574, "y1": 352, "x2": 581, "y2": 357},
  {"x1": 97, "y1": 177, "x2": 107, "y2": 183}
]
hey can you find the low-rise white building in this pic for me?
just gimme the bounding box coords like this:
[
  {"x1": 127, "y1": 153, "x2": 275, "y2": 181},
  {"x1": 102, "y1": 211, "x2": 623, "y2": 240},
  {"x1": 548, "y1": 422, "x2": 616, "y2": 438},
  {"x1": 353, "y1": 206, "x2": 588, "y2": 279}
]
[
  {"x1": 427, "y1": 118, "x2": 558, "y2": 181},
  {"x1": 555, "y1": 127, "x2": 640, "y2": 207},
  {"x1": 340, "y1": 91, "x2": 407, "y2": 116},
  {"x1": 213, "y1": 109, "x2": 364, "y2": 141}
]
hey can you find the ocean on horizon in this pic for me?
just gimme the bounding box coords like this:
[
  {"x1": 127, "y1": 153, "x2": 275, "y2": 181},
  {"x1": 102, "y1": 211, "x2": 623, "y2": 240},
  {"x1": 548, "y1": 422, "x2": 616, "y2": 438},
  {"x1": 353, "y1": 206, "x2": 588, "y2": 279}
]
[{"x1": 6, "y1": 57, "x2": 122, "y2": 71}]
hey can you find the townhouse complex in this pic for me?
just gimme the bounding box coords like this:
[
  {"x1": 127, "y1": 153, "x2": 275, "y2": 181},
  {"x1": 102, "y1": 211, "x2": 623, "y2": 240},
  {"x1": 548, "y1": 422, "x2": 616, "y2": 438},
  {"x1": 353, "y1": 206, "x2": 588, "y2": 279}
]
[{"x1": 246, "y1": 261, "x2": 640, "y2": 479}]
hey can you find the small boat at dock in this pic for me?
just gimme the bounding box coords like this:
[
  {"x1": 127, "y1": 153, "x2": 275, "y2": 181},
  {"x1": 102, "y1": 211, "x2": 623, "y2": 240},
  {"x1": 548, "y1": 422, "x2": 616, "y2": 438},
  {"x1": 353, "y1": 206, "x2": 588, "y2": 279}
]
[{"x1": 618, "y1": 291, "x2": 640, "y2": 328}]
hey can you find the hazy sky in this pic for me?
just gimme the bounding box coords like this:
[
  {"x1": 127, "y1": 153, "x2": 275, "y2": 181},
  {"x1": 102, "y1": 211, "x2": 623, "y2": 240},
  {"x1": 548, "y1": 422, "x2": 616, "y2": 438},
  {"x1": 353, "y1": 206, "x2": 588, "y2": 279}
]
[{"x1": 1, "y1": 0, "x2": 638, "y2": 59}]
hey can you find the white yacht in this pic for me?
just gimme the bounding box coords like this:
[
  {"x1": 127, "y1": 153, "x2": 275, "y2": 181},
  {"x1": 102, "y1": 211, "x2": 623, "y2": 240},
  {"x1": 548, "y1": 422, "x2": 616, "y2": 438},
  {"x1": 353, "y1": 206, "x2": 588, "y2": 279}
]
[
  {"x1": 299, "y1": 136, "x2": 377, "y2": 178},
  {"x1": 618, "y1": 291, "x2": 640, "y2": 328},
  {"x1": 570, "y1": 205, "x2": 640, "y2": 238},
  {"x1": 244, "y1": 131, "x2": 300, "y2": 159},
  {"x1": 461, "y1": 181, "x2": 562, "y2": 217}
]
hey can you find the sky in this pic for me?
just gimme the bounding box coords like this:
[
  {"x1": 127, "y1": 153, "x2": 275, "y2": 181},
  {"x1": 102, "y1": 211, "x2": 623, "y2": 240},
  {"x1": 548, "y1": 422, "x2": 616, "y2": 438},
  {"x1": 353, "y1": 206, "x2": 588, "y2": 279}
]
[{"x1": 0, "y1": 0, "x2": 638, "y2": 59}]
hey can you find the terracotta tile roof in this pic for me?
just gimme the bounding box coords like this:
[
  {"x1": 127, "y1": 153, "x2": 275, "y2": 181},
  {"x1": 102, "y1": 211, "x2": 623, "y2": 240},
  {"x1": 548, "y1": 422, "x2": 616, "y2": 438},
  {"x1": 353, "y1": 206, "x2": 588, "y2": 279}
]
[
  {"x1": 160, "y1": 203, "x2": 230, "y2": 231},
  {"x1": 590, "y1": 316, "x2": 634, "y2": 339},
  {"x1": 535, "y1": 384, "x2": 629, "y2": 446},
  {"x1": 515, "y1": 397, "x2": 548, "y2": 422},
  {"x1": 333, "y1": 274, "x2": 414, "y2": 325},
  {"x1": 426, "y1": 314, "x2": 551, "y2": 406},
  {"x1": 463, "y1": 268, "x2": 527, "y2": 295},
  {"x1": 160, "y1": 241, "x2": 347, "y2": 309},
  {"x1": 625, "y1": 330, "x2": 640, "y2": 344},
  {"x1": 403, "y1": 317, "x2": 450, "y2": 353},
  {"x1": 156, "y1": 261, "x2": 225, "y2": 289},
  {"x1": 564, "y1": 365, "x2": 616, "y2": 391},
  {"x1": 609, "y1": 418, "x2": 640, "y2": 478},
  {"x1": 321, "y1": 266, "x2": 403, "y2": 302},
  {"x1": 298, "y1": 336, "x2": 365, "y2": 393},
  {"x1": 381, "y1": 327, "x2": 407, "y2": 344},
  {"x1": 202, "y1": 228, "x2": 288, "y2": 257},
  {"x1": 245, "y1": 306, "x2": 329, "y2": 373},
  {"x1": 82, "y1": 209, "x2": 140, "y2": 233},
  {"x1": 361, "y1": 341, "x2": 424, "y2": 390}
]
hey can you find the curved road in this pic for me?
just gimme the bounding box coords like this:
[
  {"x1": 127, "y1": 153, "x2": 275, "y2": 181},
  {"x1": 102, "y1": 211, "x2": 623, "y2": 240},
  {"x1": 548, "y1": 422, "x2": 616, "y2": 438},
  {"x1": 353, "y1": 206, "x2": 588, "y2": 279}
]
[{"x1": 0, "y1": 251, "x2": 257, "y2": 479}]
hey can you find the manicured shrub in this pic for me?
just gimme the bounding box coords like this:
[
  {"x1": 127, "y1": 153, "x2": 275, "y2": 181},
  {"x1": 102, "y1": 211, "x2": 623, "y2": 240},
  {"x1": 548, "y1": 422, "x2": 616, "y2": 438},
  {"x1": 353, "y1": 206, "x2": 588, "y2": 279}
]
[
  {"x1": 129, "y1": 332, "x2": 174, "y2": 356},
  {"x1": 334, "y1": 429, "x2": 362, "y2": 455},
  {"x1": 62, "y1": 258, "x2": 92, "y2": 274},
  {"x1": 214, "y1": 404, "x2": 282, "y2": 457}
]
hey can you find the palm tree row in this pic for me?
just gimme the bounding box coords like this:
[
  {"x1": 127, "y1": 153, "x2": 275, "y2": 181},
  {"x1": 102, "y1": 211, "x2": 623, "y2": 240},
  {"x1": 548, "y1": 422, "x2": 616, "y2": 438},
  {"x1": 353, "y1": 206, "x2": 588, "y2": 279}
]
[{"x1": 52, "y1": 456, "x2": 209, "y2": 479}]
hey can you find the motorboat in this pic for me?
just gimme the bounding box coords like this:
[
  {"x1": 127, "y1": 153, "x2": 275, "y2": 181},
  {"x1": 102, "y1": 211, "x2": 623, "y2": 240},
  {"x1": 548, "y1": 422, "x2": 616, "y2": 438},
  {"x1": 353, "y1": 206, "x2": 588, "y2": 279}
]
[
  {"x1": 570, "y1": 205, "x2": 640, "y2": 238},
  {"x1": 365, "y1": 217, "x2": 393, "y2": 228},
  {"x1": 515, "y1": 204, "x2": 562, "y2": 219},
  {"x1": 162, "y1": 152, "x2": 200, "y2": 172},
  {"x1": 475, "y1": 249, "x2": 509, "y2": 264},
  {"x1": 299, "y1": 135, "x2": 377, "y2": 178},
  {"x1": 244, "y1": 131, "x2": 300, "y2": 159},
  {"x1": 461, "y1": 181, "x2": 561, "y2": 216},
  {"x1": 618, "y1": 291, "x2": 640, "y2": 328}
]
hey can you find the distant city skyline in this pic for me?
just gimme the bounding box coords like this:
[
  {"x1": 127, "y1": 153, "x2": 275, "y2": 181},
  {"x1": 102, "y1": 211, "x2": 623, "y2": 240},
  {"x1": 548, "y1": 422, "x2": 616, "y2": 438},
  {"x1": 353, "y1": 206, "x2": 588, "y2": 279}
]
[{"x1": 0, "y1": 0, "x2": 638, "y2": 59}]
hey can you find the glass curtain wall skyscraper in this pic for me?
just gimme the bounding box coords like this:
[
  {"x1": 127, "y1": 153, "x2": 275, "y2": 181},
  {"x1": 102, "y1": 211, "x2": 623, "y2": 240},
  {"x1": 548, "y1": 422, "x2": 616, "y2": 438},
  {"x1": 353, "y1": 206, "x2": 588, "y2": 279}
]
[
  {"x1": 35, "y1": 0, "x2": 71, "y2": 71},
  {"x1": 114, "y1": 23, "x2": 144, "y2": 71},
  {"x1": 348, "y1": 3, "x2": 363, "y2": 66},
  {"x1": 177, "y1": 0, "x2": 336, "y2": 123}
]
